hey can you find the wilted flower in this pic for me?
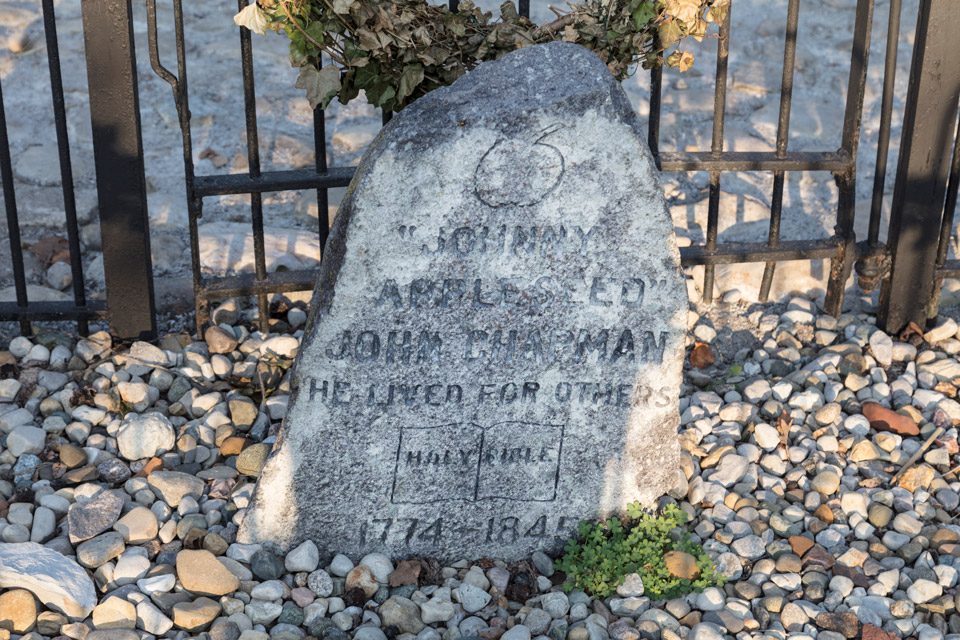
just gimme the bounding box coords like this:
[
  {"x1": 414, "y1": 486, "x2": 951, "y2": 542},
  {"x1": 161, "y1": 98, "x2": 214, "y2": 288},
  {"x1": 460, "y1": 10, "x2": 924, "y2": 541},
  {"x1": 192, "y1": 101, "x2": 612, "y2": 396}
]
[{"x1": 234, "y1": 2, "x2": 268, "y2": 36}]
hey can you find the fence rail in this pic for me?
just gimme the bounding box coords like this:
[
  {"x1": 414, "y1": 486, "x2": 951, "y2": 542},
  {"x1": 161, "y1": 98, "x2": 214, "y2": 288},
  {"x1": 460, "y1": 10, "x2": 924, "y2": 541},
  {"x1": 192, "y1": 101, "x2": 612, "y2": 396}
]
[
  {"x1": 655, "y1": 0, "x2": 872, "y2": 318},
  {"x1": 2, "y1": 0, "x2": 960, "y2": 341}
]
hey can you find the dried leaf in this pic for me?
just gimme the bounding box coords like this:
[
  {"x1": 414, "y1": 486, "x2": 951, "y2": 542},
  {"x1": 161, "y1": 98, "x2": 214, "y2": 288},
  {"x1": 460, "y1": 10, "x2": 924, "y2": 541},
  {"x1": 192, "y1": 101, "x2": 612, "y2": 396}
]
[
  {"x1": 691, "y1": 17, "x2": 707, "y2": 41},
  {"x1": 199, "y1": 148, "x2": 228, "y2": 168},
  {"x1": 658, "y1": 19, "x2": 683, "y2": 48},
  {"x1": 387, "y1": 559, "x2": 422, "y2": 587},
  {"x1": 233, "y1": 2, "x2": 268, "y2": 36},
  {"x1": 705, "y1": 0, "x2": 730, "y2": 24},
  {"x1": 268, "y1": 0, "x2": 722, "y2": 112},
  {"x1": 30, "y1": 235, "x2": 69, "y2": 267},
  {"x1": 899, "y1": 321, "x2": 924, "y2": 343},
  {"x1": 397, "y1": 64, "x2": 424, "y2": 101},
  {"x1": 0, "y1": 359, "x2": 18, "y2": 385},
  {"x1": 331, "y1": 0, "x2": 354, "y2": 15},
  {"x1": 356, "y1": 28, "x2": 380, "y2": 51},
  {"x1": 134, "y1": 457, "x2": 164, "y2": 478},
  {"x1": 666, "y1": 0, "x2": 702, "y2": 22},
  {"x1": 689, "y1": 342, "x2": 715, "y2": 369},
  {"x1": 776, "y1": 409, "x2": 791, "y2": 454}
]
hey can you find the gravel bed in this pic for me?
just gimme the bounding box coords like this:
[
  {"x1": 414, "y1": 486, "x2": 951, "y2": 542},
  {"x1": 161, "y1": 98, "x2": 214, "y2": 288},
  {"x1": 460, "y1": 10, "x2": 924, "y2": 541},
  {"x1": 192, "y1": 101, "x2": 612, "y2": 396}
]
[{"x1": 1, "y1": 296, "x2": 960, "y2": 640}]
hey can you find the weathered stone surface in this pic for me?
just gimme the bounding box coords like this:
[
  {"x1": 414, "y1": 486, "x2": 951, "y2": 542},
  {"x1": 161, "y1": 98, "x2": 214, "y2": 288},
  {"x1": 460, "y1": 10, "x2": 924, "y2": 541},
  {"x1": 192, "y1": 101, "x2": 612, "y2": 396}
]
[
  {"x1": 176, "y1": 550, "x2": 240, "y2": 597},
  {"x1": 68, "y1": 490, "x2": 124, "y2": 543},
  {"x1": 91, "y1": 596, "x2": 136, "y2": 630},
  {"x1": 0, "y1": 542, "x2": 97, "y2": 619},
  {"x1": 0, "y1": 589, "x2": 37, "y2": 633},
  {"x1": 172, "y1": 597, "x2": 221, "y2": 632},
  {"x1": 112, "y1": 506, "x2": 159, "y2": 544},
  {"x1": 116, "y1": 413, "x2": 176, "y2": 460},
  {"x1": 148, "y1": 471, "x2": 205, "y2": 507},
  {"x1": 239, "y1": 42, "x2": 686, "y2": 559},
  {"x1": 664, "y1": 551, "x2": 700, "y2": 580},
  {"x1": 77, "y1": 532, "x2": 126, "y2": 568}
]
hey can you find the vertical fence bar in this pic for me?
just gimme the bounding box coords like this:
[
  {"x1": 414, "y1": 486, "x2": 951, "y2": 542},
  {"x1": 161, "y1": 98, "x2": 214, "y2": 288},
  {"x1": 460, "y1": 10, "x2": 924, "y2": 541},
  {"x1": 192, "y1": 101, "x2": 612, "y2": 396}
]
[
  {"x1": 758, "y1": 0, "x2": 800, "y2": 302},
  {"x1": 238, "y1": 0, "x2": 269, "y2": 332},
  {"x1": 42, "y1": 0, "x2": 88, "y2": 336},
  {"x1": 927, "y1": 111, "x2": 960, "y2": 318},
  {"x1": 648, "y1": 65, "x2": 662, "y2": 158},
  {"x1": 149, "y1": 0, "x2": 207, "y2": 333},
  {"x1": 854, "y1": 0, "x2": 901, "y2": 296},
  {"x1": 877, "y1": 0, "x2": 960, "y2": 332},
  {"x1": 824, "y1": 0, "x2": 874, "y2": 317},
  {"x1": 0, "y1": 80, "x2": 30, "y2": 336},
  {"x1": 867, "y1": 0, "x2": 902, "y2": 248},
  {"x1": 81, "y1": 0, "x2": 157, "y2": 341},
  {"x1": 940, "y1": 116, "x2": 960, "y2": 270},
  {"x1": 314, "y1": 106, "x2": 330, "y2": 253},
  {"x1": 702, "y1": 6, "x2": 731, "y2": 304}
]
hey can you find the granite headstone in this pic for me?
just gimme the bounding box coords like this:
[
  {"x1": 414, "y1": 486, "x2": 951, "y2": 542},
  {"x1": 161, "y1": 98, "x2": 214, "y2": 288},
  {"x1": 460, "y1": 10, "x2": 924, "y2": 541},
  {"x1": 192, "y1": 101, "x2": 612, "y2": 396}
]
[{"x1": 239, "y1": 42, "x2": 688, "y2": 560}]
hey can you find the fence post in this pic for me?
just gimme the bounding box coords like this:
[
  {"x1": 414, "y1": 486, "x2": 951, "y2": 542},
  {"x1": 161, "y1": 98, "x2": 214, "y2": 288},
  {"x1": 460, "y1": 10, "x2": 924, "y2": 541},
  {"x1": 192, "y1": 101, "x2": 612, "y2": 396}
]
[
  {"x1": 877, "y1": 0, "x2": 960, "y2": 334},
  {"x1": 81, "y1": 0, "x2": 157, "y2": 342}
]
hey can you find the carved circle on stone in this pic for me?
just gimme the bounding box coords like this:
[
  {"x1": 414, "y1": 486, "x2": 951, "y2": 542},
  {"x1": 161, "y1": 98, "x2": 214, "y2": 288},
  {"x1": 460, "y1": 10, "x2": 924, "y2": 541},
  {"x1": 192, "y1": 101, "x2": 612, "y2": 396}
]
[{"x1": 475, "y1": 125, "x2": 565, "y2": 207}]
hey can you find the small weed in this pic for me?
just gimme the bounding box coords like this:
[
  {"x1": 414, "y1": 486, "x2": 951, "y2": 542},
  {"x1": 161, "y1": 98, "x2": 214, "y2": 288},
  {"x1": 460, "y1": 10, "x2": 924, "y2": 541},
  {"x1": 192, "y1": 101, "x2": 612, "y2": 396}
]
[{"x1": 554, "y1": 503, "x2": 724, "y2": 599}]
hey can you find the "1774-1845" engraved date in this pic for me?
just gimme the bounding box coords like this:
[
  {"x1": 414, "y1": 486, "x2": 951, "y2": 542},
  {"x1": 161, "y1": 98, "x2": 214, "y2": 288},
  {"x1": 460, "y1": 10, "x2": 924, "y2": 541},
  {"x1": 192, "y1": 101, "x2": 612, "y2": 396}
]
[{"x1": 358, "y1": 514, "x2": 580, "y2": 547}]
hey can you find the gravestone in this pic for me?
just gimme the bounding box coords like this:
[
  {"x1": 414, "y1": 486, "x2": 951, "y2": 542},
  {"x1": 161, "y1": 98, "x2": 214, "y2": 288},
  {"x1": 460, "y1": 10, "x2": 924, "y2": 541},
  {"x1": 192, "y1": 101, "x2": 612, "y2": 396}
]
[{"x1": 238, "y1": 42, "x2": 688, "y2": 560}]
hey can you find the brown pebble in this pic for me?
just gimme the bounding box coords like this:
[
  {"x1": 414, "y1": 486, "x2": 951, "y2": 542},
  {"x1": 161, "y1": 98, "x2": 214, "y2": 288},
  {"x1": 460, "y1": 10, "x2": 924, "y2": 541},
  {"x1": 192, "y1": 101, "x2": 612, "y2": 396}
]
[
  {"x1": 0, "y1": 589, "x2": 37, "y2": 633},
  {"x1": 803, "y1": 546, "x2": 835, "y2": 570},
  {"x1": 663, "y1": 550, "x2": 701, "y2": 580},
  {"x1": 219, "y1": 436, "x2": 248, "y2": 457},
  {"x1": 833, "y1": 564, "x2": 870, "y2": 589},
  {"x1": 59, "y1": 444, "x2": 87, "y2": 469},
  {"x1": 814, "y1": 504, "x2": 835, "y2": 524},
  {"x1": 61, "y1": 465, "x2": 99, "y2": 484},
  {"x1": 899, "y1": 465, "x2": 936, "y2": 492},
  {"x1": 815, "y1": 612, "x2": 859, "y2": 639},
  {"x1": 862, "y1": 402, "x2": 920, "y2": 436},
  {"x1": 172, "y1": 597, "x2": 220, "y2": 632},
  {"x1": 869, "y1": 542, "x2": 892, "y2": 559},
  {"x1": 789, "y1": 535, "x2": 815, "y2": 557},
  {"x1": 862, "y1": 623, "x2": 898, "y2": 640},
  {"x1": 203, "y1": 533, "x2": 229, "y2": 556},
  {"x1": 931, "y1": 530, "x2": 960, "y2": 549},
  {"x1": 182, "y1": 528, "x2": 206, "y2": 550},
  {"x1": 808, "y1": 519, "x2": 830, "y2": 534},
  {"x1": 679, "y1": 612, "x2": 701, "y2": 627}
]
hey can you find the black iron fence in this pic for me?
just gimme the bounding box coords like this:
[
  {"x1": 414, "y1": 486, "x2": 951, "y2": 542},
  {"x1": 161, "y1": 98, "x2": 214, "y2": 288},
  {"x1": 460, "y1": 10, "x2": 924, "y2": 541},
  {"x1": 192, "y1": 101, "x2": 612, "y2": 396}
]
[
  {"x1": 879, "y1": 0, "x2": 960, "y2": 332},
  {"x1": 2, "y1": 0, "x2": 960, "y2": 341},
  {"x1": 0, "y1": 0, "x2": 105, "y2": 336},
  {"x1": 0, "y1": 0, "x2": 155, "y2": 341}
]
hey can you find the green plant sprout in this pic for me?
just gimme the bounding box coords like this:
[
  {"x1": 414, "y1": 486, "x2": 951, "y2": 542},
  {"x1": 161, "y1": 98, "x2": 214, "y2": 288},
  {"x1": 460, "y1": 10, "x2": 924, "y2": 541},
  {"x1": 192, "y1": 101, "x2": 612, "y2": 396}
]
[{"x1": 554, "y1": 502, "x2": 725, "y2": 599}]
